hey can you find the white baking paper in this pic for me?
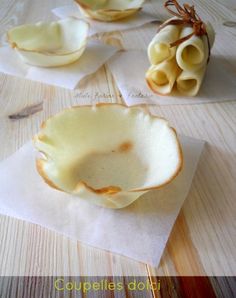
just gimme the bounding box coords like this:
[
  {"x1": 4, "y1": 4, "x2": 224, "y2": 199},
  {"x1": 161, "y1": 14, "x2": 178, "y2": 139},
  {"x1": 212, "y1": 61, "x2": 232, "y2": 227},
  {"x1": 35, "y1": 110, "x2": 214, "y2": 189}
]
[
  {"x1": 108, "y1": 50, "x2": 236, "y2": 105},
  {"x1": 0, "y1": 41, "x2": 118, "y2": 90},
  {"x1": 0, "y1": 135, "x2": 204, "y2": 268},
  {"x1": 52, "y1": 3, "x2": 158, "y2": 36}
]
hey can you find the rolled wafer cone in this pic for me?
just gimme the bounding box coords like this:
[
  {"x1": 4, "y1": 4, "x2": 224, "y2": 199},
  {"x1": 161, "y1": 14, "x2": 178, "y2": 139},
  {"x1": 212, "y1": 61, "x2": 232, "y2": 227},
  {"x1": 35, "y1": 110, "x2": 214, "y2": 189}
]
[
  {"x1": 146, "y1": 58, "x2": 180, "y2": 95},
  {"x1": 176, "y1": 23, "x2": 215, "y2": 71},
  {"x1": 148, "y1": 20, "x2": 181, "y2": 65},
  {"x1": 176, "y1": 66, "x2": 206, "y2": 96}
]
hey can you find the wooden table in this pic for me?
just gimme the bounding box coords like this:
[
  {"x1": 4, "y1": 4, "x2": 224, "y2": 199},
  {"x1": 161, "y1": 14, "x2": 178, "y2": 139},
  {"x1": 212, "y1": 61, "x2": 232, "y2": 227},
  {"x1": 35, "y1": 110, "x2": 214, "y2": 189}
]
[{"x1": 0, "y1": 0, "x2": 235, "y2": 297}]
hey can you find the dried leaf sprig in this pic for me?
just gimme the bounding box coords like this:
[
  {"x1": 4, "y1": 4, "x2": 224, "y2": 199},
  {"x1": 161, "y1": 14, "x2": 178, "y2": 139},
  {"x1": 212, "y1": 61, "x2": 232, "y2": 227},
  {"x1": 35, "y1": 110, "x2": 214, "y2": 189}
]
[{"x1": 8, "y1": 102, "x2": 43, "y2": 120}]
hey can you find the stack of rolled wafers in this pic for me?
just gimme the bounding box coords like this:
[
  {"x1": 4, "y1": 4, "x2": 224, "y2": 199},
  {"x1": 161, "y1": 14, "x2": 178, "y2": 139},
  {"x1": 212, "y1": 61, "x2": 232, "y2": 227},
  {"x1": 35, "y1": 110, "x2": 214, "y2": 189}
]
[{"x1": 146, "y1": 0, "x2": 215, "y2": 97}]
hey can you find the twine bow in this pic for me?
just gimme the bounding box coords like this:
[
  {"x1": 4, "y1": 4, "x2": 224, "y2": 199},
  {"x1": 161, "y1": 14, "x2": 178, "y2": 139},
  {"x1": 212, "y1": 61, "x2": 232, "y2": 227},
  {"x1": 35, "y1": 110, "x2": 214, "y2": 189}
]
[{"x1": 158, "y1": 0, "x2": 211, "y2": 62}]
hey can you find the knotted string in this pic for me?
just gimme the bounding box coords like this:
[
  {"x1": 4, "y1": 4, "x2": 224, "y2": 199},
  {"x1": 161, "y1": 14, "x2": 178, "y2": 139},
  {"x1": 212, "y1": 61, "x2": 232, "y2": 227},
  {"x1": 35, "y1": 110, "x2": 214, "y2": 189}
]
[{"x1": 158, "y1": 0, "x2": 211, "y2": 62}]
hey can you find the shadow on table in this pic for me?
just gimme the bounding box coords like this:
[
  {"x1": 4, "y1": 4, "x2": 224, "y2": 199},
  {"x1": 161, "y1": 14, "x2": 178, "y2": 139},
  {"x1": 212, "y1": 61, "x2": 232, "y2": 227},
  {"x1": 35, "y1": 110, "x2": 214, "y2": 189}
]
[{"x1": 198, "y1": 55, "x2": 236, "y2": 101}]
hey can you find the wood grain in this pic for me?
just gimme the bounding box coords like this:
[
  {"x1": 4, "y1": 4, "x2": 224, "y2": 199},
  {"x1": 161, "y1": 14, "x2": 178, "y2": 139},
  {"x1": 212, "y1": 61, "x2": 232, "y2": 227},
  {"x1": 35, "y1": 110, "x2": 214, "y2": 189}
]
[
  {"x1": 147, "y1": 101, "x2": 236, "y2": 276},
  {"x1": 0, "y1": 0, "x2": 235, "y2": 296}
]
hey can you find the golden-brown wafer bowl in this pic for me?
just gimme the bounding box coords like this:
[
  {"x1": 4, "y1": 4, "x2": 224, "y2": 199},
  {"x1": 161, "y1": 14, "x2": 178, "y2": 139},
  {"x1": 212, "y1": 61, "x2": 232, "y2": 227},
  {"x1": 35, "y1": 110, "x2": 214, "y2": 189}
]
[
  {"x1": 7, "y1": 17, "x2": 89, "y2": 67},
  {"x1": 74, "y1": 0, "x2": 144, "y2": 22},
  {"x1": 33, "y1": 104, "x2": 183, "y2": 208}
]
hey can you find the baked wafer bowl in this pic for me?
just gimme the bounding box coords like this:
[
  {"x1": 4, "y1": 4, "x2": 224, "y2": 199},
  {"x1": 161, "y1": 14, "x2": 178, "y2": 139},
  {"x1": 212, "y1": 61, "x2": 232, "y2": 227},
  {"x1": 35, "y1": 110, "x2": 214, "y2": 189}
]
[
  {"x1": 74, "y1": 0, "x2": 144, "y2": 22},
  {"x1": 34, "y1": 104, "x2": 183, "y2": 208},
  {"x1": 7, "y1": 17, "x2": 89, "y2": 67}
]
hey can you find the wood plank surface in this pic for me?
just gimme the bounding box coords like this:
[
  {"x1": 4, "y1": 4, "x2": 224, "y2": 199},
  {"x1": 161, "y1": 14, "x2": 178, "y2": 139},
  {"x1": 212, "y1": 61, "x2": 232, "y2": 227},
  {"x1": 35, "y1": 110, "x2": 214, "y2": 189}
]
[{"x1": 0, "y1": 0, "x2": 236, "y2": 297}]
